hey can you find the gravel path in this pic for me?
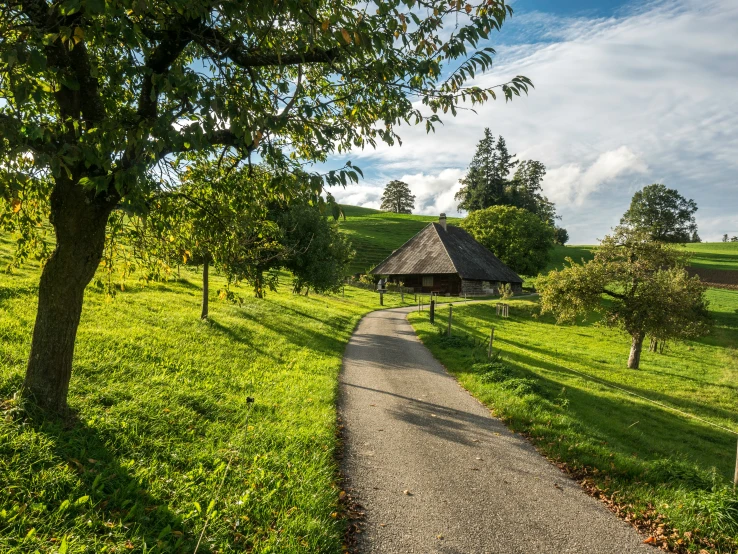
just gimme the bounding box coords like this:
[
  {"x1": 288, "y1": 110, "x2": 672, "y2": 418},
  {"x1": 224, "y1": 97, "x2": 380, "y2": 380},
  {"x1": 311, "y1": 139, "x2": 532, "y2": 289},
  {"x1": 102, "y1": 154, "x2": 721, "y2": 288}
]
[{"x1": 339, "y1": 305, "x2": 650, "y2": 554}]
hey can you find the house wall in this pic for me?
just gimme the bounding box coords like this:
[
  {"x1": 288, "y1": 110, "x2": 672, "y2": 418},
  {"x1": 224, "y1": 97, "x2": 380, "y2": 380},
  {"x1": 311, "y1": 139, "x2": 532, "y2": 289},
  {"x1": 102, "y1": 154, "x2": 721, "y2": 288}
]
[
  {"x1": 461, "y1": 279, "x2": 523, "y2": 296},
  {"x1": 388, "y1": 274, "x2": 461, "y2": 295}
]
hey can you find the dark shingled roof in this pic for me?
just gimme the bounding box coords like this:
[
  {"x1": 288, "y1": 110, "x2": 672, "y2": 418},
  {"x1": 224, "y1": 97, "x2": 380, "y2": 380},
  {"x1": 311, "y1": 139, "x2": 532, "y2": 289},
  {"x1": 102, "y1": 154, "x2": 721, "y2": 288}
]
[{"x1": 370, "y1": 223, "x2": 523, "y2": 283}]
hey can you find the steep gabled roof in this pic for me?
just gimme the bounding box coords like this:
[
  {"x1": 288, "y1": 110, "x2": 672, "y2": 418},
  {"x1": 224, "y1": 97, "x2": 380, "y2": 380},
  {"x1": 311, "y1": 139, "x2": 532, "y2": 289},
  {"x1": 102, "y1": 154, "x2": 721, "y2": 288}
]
[{"x1": 370, "y1": 223, "x2": 523, "y2": 283}]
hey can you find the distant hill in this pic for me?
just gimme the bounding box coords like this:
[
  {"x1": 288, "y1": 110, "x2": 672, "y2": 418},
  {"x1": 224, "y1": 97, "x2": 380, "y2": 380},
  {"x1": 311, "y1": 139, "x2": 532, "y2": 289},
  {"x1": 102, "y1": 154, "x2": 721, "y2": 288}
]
[{"x1": 338, "y1": 205, "x2": 461, "y2": 275}]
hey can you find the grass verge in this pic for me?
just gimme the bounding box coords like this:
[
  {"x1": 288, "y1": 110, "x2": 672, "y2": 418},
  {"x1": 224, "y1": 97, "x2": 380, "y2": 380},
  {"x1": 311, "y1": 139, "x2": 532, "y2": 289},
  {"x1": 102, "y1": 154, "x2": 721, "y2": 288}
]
[
  {"x1": 0, "y1": 241, "x2": 417, "y2": 553},
  {"x1": 408, "y1": 292, "x2": 738, "y2": 553}
]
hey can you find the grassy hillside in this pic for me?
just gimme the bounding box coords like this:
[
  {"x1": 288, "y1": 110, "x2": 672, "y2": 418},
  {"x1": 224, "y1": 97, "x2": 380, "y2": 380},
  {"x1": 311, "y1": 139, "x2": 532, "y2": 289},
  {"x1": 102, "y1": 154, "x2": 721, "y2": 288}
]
[
  {"x1": 675, "y1": 242, "x2": 738, "y2": 271},
  {"x1": 0, "y1": 237, "x2": 417, "y2": 553},
  {"x1": 409, "y1": 292, "x2": 738, "y2": 552},
  {"x1": 339, "y1": 206, "x2": 461, "y2": 275},
  {"x1": 548, "y1": 242, "x2": 738, "y2": 273}
]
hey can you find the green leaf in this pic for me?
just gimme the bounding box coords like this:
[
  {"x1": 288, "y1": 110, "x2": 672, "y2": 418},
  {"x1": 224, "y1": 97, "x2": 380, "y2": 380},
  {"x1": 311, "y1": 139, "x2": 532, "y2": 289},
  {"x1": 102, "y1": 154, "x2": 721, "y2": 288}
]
[{"x1": 86, "y1": 0, "x2": 105, "y2": 14}]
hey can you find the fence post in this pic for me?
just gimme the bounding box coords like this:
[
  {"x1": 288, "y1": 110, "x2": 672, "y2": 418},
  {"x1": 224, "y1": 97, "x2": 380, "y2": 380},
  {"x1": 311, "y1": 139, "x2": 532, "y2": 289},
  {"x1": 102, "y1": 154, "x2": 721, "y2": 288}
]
[
  {"x1": 342, "y1": 285, "x2": 345, "y2": 297},
  {"x1": 401, "y1": 291, "x2": 404, "y2": 303},
  {"x1": 379, "y1": 292, "x2": 384, "y2": 306},
  {"x1": 430, "y1": 299, "x2": 435, "y2": 323},
  {"x1": 734, "y1": 438, "x2": 738, "y2": 488},
  {"x1": 488, "y1": 327, "x2": 495, "y2": 360},
  {"x1": 447, "y1": 304, "x2": 453, "y2": 337}
]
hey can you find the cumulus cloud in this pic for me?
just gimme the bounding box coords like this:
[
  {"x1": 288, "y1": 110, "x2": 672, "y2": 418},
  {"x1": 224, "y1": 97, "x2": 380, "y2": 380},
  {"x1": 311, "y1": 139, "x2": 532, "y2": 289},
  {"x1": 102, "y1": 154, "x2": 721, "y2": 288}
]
[
  {"x1": 544, "y1": 146, "x2": 648, "y2": 206},
  {"x1": 329, "y1": 0, "x2": 738, "y2": 242}
]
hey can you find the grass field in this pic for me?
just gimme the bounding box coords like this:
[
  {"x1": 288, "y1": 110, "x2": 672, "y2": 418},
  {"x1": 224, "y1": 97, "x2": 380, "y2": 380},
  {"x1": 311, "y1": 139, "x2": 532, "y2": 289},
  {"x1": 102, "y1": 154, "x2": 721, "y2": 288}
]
[
  {"x1": 0, "y1": 235, "x2": 418, "y2": 553},
  {"x1": 547, "y1": 243, "x2": 738, "y2": 273},
  {"x1": 676, "y1": 242, "x2": 738, "y2": 271},
  {"x1": 338, "y1": 206, "x2": 460, "y2": 275},
  {"x1": 408, "y1": 292, "x2": 738, "y2": 552}
]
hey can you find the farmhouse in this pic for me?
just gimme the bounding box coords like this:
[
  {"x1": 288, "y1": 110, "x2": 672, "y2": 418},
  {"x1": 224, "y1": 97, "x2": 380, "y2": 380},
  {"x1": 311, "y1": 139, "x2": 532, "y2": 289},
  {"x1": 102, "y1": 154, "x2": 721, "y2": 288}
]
[{"x1": 370, "y1": 214, "x2": 523, "y2": 296}]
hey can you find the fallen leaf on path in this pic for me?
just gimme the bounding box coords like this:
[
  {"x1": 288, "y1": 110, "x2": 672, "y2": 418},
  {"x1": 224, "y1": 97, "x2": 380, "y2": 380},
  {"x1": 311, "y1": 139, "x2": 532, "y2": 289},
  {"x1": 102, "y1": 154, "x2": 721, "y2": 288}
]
[
  {"x1": 436, "y1": 534, "x2": 444, "y2": 540},
  {"x1": 403, "y1": 490, "x2": 412, "y2": 495},
  {"x1": 643, "y1": 537, "x2": 656, "y2": 544},
  {"x1": 379, "y1": 523, "x2": 386, "y2": 527}
]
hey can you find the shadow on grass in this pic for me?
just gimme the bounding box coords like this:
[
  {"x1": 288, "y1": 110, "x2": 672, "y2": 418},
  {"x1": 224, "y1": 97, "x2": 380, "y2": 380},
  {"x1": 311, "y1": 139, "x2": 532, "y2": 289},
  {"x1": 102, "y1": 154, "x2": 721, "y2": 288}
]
[
  {"x1": 2, "y1": 403, "x2": 205, "y2": 553},
  {"x1": 499, "y1": 338, "x2": 738, "y2": 430}
]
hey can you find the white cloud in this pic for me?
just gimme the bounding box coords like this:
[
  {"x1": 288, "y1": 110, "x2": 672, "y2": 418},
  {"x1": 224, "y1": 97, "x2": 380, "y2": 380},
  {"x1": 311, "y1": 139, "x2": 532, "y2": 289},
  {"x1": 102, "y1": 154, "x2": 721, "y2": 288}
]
[
  {"x1": 330, "y1": 0, "x2": 738, "y2": 242},
  {"x1": 544, "y1": 146, "x2": 648, "y2": 206}
]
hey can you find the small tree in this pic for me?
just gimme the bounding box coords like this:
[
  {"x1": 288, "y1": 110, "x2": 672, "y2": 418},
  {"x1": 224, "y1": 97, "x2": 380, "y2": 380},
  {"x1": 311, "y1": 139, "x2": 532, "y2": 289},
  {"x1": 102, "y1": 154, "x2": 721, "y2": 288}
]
[
  {"x1": 460, "y1": 205, "x2": 555, "y2": 275},
  {"x1": 723, "y1": 234, "x2": 729, "y2": 243},
  {"x1": 538, "y1": 227, "x2": 711, "y2": 369},
  {"x1": 278, "y1": 204, "x2": 354, "y2": 295},
  {"x1": 620, "y1": 184, "x2": 698, "y2": 243},
  {"x1": 554, "y1": 227, "x2": 569, "y2": 246},
  {"x1": 128, "y1": 162, "x2": 288, "y2": 318},
  {"x1": 380, "y1": 180, "x2": 415, "y2": 214}
]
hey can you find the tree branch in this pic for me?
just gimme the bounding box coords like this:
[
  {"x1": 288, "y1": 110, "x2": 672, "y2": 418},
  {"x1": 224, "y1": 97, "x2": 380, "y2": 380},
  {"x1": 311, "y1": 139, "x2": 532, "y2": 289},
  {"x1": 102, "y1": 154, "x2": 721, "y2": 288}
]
[
  {"x1": 194, "y1": 25, "x2": 341, "y2": 68},
  {"x1": 603, "y1": 288, "x2": 626, "y2": 300}
]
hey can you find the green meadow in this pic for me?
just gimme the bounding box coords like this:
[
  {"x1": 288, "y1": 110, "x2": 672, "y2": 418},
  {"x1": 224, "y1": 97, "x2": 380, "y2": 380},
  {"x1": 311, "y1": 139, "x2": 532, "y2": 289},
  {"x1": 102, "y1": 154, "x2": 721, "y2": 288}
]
[
  {"x1": 0, "y1": 236, "x2": 414, "y2": 553},
  {"x1": 408, "y1": 290, "x2": 738, "y2": 552}
]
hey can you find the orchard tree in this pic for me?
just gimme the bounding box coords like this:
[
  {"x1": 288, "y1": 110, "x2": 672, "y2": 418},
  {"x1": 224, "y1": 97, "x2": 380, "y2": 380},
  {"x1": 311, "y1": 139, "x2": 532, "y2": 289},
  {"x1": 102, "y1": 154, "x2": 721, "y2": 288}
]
[
  {"x1": 128, "y1": 161, "x2": 288, "y2": 319},
  {"x1": 620, "y1": 184, "x2": 698, "y2": 243},
  {"x1": 460, "y1": 205, "x2": 554, "y2": 275},
  {"x1": 380, "y1": 180, "x2": 415, "y2": 214},
  {"x1": 278, "y1": 203, "x2": 353, "y2": 295},
  {"x1": 554, "y1": 227, "x2": 569, "y2": 245},
  {"x1": 538, "y1": 227, "x2": 710, "y2": 369},
  {"x1": 0, "y1": 0, "x2": 533, "y2": 411}
]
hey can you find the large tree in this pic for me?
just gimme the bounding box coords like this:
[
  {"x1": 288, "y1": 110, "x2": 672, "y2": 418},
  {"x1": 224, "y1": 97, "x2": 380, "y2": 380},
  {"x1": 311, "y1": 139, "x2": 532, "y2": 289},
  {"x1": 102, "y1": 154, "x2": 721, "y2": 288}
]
[
  {"x1": 620, "y1": 184, "x2": 698, "y2": 243},
  {"x1": 380, "y1": 180, "x2": 415, "y2": 214},
  {"x1": 455, "y1": 129, "x2": 517, "y2": 211},
  {"x1": 0, "y1": 0, "x2": 533, "y2": 411},
  {"x1": 454, "y1": 129, "x2": 561, "y2": 233},
  {"x1": 538, "y1": 227, "x2": 710, "y2": 369},
  {"x1": 460, "y1": 205, "x2": 555, "y2": 275}
]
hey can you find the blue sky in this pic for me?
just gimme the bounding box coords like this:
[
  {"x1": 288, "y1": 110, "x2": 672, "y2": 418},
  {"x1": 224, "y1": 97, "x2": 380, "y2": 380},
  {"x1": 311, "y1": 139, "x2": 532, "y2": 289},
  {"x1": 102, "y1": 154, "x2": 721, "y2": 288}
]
[{"x1": 327, "y1": 0, "x2": 738, "y2": 243}]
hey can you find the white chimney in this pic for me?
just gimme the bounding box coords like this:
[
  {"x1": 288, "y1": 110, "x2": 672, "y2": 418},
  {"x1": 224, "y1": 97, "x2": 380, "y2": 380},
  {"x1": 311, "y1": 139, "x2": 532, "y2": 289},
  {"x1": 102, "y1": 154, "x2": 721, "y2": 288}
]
[{"x1": 439, "y1": 213, "x2": 447, "y2": 231}]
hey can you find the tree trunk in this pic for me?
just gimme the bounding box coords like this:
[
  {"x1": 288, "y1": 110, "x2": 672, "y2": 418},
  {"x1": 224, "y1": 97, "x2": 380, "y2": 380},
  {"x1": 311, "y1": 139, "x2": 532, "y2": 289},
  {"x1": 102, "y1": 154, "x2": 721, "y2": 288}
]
[
  {"x1": 23, "y1": 178, "x2": 115, "y2": 412},
  {"x1": 201, "y1": 259, "x2": 209, "y2": 319},
  {"x1": 627, "y1": 333, "x2": 644, "y2": 369}
]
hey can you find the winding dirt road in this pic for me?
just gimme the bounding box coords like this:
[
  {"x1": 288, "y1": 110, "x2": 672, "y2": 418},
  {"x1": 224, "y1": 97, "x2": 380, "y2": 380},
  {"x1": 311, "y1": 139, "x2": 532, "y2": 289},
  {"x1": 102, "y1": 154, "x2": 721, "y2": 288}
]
[{"x1": 339, "y1": 305, "x2": 649, "y2": 554}]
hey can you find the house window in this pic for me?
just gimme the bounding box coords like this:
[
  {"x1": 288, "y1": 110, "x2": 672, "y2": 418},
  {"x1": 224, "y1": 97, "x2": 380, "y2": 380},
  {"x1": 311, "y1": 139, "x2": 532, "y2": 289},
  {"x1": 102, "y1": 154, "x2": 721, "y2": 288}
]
[{"x1": 422, "y1": 276, "x2": 433, "y2": 287}]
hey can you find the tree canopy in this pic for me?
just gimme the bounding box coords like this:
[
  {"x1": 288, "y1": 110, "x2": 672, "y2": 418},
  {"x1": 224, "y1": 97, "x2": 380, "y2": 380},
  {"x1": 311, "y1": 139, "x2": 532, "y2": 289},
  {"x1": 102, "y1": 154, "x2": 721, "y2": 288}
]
[
  {"x1": 454, "y1": 129, "x2": 558, "y2": 226},
  {"x1": 460, "y1": 205, "x2": 554, "y2": 275},
  {"x1": 538, "y1": 227, "x2": 710, "y2": 369},
  {"x1": 0, "y1": 0, "x2": 533, "y2": 411},
  {"x1": 380, "y1": 180, "x2": 415, "y2": 214},
  {"x1": 620, "y1": 184, "x2": 698, "y2": 243}
]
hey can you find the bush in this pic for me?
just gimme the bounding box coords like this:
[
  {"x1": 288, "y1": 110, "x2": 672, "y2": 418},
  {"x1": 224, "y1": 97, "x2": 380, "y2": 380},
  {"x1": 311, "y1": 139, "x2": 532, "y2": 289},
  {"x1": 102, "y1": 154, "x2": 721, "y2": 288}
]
[
  {"x1": 499, "y1": 377, "x2": 539, "y2": 396},
  {"x1": 437, "y1": 334, "x2": 476, "y2": 349}
]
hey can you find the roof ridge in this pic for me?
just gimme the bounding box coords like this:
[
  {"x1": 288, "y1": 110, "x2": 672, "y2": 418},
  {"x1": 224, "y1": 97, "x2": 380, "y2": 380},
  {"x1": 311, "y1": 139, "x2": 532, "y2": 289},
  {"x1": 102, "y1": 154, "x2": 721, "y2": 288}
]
[{"x1": 431, "y1": 222, "x2": 460, "y2": 275}]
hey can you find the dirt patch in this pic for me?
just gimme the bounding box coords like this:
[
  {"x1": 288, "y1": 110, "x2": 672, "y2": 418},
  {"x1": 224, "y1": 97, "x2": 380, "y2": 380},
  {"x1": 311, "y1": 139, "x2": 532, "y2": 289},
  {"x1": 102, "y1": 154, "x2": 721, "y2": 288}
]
[{"x1": 686, "y1": 267, "x2": 738, "y2": 290}]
